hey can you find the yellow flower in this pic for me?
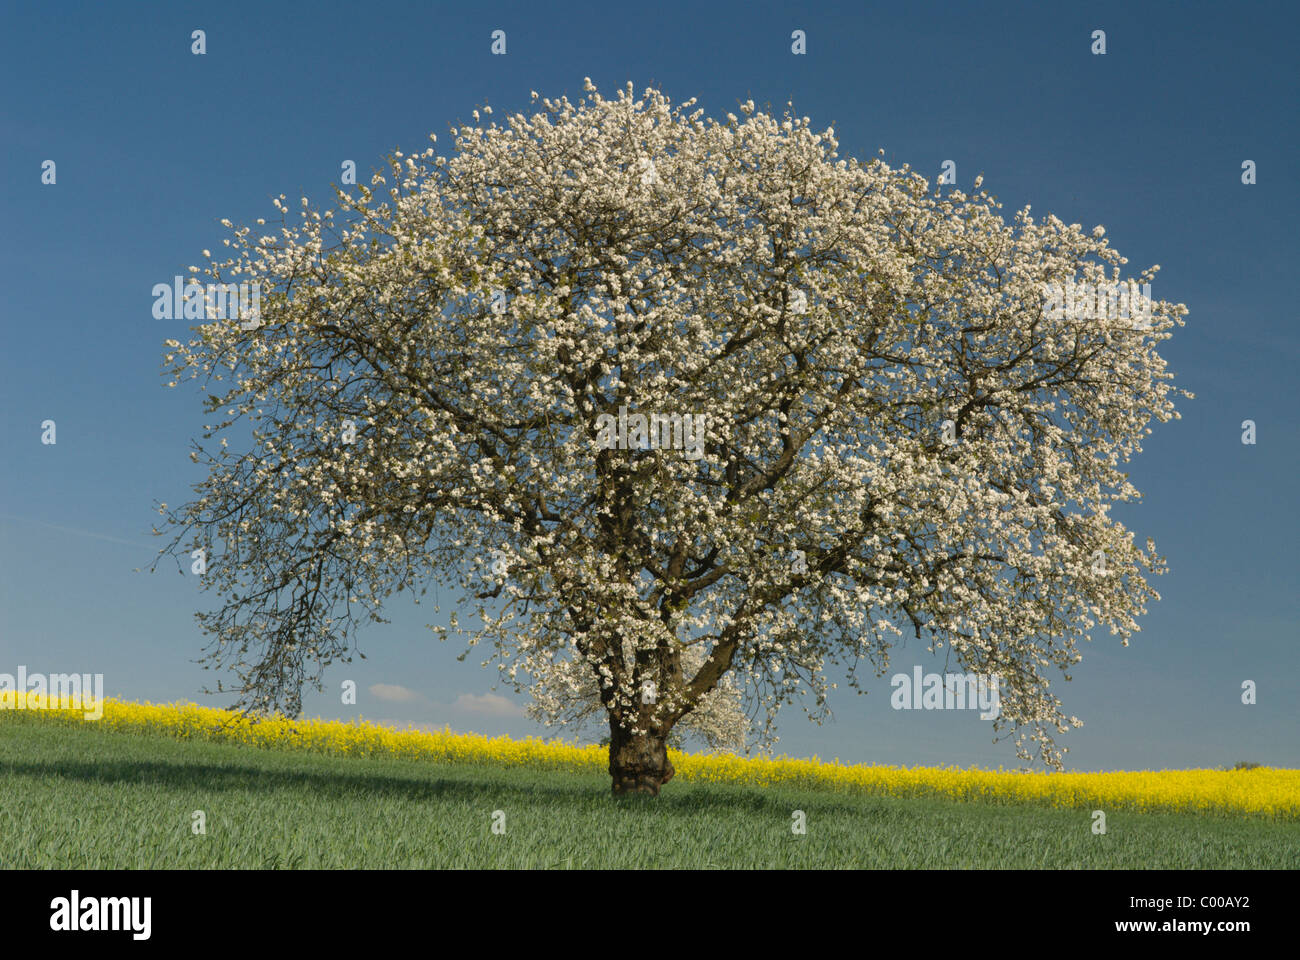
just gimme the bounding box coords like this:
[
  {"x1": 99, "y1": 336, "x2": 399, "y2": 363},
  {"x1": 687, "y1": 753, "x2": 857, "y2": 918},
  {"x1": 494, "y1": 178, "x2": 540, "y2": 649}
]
[{"x1": 6, "y1": 693, "x2": 1296, "y2": 819}]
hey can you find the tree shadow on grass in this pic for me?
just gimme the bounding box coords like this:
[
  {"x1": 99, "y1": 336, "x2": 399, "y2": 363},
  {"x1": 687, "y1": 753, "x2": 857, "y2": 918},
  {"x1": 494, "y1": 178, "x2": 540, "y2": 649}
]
[
  {"x1": 0, "y1": 755, "x2": 594, "y2": 805},
  {"x1": 0, "y1": 753, "x2": 897, "y2": 820}
]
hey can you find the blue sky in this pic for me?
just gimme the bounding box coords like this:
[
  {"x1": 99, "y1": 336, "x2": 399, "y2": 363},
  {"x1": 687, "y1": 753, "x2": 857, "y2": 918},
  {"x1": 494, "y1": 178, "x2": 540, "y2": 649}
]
[{"x1": 2, "y1": 0, "x2": 1296, "y2": 771}]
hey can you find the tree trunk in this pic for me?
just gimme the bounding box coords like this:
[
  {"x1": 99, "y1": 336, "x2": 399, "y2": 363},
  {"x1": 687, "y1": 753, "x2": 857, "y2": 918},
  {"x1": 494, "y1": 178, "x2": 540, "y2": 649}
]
[{"x1": 608, "y1": 717, "x2": 675, "y2": 796}]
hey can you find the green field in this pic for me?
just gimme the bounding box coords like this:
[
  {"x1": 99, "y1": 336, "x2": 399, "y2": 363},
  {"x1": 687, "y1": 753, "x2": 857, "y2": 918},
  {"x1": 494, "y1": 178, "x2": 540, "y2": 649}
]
[{"x1": 2, "y1": 717, "x2": 1295, "y2": 869}]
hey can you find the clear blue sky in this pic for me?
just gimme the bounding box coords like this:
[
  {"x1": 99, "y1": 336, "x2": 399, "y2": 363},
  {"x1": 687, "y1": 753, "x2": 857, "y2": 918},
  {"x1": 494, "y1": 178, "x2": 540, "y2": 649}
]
[{"x1": 2, "y1": 0, "x2": 1296, "y2": 771}]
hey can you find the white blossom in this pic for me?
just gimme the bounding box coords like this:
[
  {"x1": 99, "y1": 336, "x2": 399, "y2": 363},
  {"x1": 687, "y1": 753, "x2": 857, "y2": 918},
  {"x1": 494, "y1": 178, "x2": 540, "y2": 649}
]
[{"x1": 155, "y1": 82, "x2": 1189, "y2": 771}]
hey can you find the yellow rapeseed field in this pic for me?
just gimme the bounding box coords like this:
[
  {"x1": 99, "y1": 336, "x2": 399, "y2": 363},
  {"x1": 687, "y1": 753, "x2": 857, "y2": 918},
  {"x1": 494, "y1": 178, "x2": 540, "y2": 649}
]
[{"x1": 4, "y1": 693, "x2": 1296, "y2": 819}]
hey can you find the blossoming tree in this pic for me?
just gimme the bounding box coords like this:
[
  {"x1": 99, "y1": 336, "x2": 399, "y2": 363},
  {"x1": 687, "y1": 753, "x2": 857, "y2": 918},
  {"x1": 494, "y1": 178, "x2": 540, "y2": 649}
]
[{"x1": 156, "y1": 80, "x2": 1189, "y2": 794}]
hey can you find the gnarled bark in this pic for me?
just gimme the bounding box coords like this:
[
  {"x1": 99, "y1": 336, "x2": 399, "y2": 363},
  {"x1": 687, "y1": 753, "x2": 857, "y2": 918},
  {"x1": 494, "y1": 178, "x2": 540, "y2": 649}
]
[{"x1": 608, "y1": 716, "x2": 674, "y2": 795}]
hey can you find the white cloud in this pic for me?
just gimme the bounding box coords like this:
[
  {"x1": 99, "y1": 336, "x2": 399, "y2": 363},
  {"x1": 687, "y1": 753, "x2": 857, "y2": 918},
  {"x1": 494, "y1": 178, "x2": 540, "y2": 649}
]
[
  {"x1": 452, "y1": 692, "x2": 525, "y2": 718},
  {"x1": 369, "y1": 683, "x2": 423, "y2": 703}
]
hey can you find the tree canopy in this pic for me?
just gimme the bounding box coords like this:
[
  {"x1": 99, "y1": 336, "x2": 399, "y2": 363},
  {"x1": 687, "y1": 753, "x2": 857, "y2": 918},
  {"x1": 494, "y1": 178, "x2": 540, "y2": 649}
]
[{"x1": 157, "y1": 80, "x2": 1189, "y2": 793}]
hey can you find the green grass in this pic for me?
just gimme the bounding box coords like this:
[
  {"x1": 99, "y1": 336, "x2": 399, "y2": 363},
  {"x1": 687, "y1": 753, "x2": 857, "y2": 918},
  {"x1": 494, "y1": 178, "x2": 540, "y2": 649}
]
[{"x1": 2, "y1": 716, "x2": 1296, "y2": 868}]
